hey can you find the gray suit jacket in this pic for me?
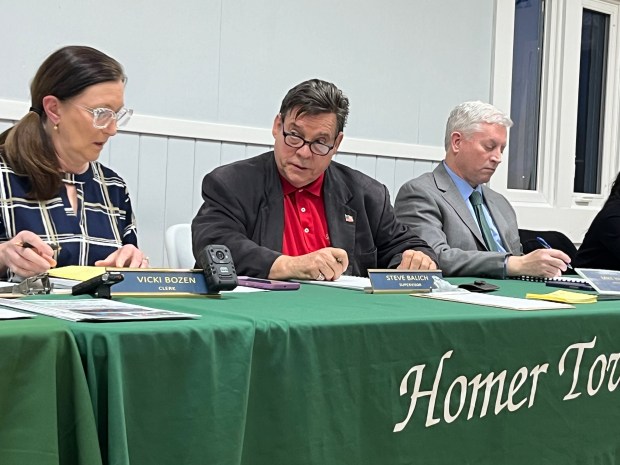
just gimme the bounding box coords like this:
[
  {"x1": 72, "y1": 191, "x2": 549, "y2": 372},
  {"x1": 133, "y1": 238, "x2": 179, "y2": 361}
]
[
  {"x1": 192, "y1": 151, "x2": 436, "y2": 278},
  {"x1": 394, "y1": 163, "x2": 522, "y2": 277}
]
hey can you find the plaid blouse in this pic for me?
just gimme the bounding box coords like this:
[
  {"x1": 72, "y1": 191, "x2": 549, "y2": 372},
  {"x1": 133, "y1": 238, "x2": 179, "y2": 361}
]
[{"x1": 0, "y1": 155, "x2": 138, "y2": 266}]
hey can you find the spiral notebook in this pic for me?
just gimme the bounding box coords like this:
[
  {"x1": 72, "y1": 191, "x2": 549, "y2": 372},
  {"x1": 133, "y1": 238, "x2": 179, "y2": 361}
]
[{"x1": 510, "y1": 275, "x2": 594, "y2": 291}]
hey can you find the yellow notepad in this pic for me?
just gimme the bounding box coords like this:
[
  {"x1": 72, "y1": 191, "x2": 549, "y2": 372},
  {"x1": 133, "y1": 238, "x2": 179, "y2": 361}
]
[
  {"x1": 526, "y1": 290, "x2": 597, "y2": 304},
  {"x1": 48, "y1": 266, "x2": 105, "y2": 282}
]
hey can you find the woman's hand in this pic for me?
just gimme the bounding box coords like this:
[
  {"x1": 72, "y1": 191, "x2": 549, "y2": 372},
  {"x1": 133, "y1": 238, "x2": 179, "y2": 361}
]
[
  {"x1": 95, "y1": 244, "x2": 149, "y2": 268},
  {"x1": 0, "y1": 231, "x2": 57, "y2": 278}
]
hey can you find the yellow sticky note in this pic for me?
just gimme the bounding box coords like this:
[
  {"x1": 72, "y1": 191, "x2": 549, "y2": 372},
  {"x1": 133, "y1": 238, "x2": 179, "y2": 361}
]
[
  {"x1": 48, "y1": 266, "x2": 105, "y2": 282},
  {"x1": 526, "y1": 290, "x2": 597, "y2": 304}
]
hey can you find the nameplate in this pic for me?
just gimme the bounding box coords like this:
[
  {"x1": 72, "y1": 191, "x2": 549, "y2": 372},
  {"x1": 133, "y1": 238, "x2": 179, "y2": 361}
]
[
  {"x1": 575, "y1": 268, "x2": 620, "y2": 295},
  {"x1": 366, "y1": 269, "x2": 443, "y2": 294},
  {"x1": 105, "y1": 268, "x2": 215, "y2": 296}
]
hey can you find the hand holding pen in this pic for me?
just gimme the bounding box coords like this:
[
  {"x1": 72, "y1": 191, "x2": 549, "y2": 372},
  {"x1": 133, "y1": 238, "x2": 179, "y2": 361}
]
[
  {"x1": 536, "y1": 236, "x2": 574, "y2": 270},
  {"x1": 0, "y1": 232, "x2": 58, "y2": 278}
]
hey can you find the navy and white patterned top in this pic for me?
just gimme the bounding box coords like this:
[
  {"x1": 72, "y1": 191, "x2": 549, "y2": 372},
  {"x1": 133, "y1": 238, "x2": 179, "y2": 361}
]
[{"x1": 0, "y1": 154, "x2": 138, "y2": 266}]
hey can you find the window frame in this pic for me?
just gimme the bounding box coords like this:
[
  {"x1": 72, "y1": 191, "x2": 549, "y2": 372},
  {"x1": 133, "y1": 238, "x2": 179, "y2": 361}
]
[{"x1": 491, "y1": 0, "x2": 620, "y2": 241}]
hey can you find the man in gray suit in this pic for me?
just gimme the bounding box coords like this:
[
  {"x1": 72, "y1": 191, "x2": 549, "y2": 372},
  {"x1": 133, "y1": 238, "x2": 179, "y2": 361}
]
[{"x1": 394, "y1": 101, "x2": 570, "y2": 278}]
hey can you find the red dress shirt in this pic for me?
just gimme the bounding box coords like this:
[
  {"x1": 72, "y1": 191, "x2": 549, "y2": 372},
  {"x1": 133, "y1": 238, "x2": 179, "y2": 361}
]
[{"x1": 280, "y1": 174, "x2": 331, "y2": 256}]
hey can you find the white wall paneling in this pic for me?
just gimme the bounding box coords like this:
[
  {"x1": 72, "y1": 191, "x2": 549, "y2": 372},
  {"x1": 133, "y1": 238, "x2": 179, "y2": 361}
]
[{"x1": 0, "y1": 110, "x2": 443, "y2": 266}]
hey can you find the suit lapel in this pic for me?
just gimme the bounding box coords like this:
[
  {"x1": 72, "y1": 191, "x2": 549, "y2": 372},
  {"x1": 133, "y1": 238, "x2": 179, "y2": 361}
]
[
  {"x1": 258, "y1": 155, "x2": 285, "y2": 251},
  {"x1": 434, "y1": 164, "x2": 487, "y2": 248},
  {"x1": 323, "y1": 167, "x2": 356, "y2": 259}
]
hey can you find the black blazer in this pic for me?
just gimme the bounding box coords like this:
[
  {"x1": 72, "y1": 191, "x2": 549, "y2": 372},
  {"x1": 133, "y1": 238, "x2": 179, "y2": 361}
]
[
  {"x1": 574, "y1": 197, "x2": 620, "y2": 271},
  {"x1": 192, "y1": 151, "x2": 436, "y2": 278}
]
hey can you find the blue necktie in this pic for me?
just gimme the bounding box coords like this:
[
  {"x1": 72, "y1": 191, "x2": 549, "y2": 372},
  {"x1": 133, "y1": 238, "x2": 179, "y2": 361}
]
[{"x1": 469, "y1": 191, "x2": 499, "y2": 252}]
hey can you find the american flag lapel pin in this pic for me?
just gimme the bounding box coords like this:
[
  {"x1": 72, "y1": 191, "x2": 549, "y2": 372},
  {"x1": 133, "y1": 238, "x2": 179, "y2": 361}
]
[{"x1": 344, "y1": 214, "x2": 354, "y2": 223}]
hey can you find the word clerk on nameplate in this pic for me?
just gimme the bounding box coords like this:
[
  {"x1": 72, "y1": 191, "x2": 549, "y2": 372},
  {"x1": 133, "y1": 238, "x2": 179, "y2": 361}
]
[{"x1": 105, "y1": 268, "x2": 213, "y2": 296}]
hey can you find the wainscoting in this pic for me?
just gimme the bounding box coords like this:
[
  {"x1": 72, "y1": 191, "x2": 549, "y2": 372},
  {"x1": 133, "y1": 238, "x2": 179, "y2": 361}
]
[{"x1": 0, "y1": 108, "x2": 440, "y2": 266}]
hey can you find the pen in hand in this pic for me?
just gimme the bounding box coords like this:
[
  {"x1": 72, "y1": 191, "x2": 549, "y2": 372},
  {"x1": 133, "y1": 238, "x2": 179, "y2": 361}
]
[
  {"x1": 15, "y1": 241, "x2": 59, "y2": 267},
  {"x1": 16, "y1": 241, "x2": 61, "y2": 251},
  {"x1": 535, "y1": 236, "x2": 574, "y2": 270}
]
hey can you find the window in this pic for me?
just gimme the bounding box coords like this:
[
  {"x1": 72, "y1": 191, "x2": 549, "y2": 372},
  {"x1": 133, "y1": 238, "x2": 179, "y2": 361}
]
[
  {"x1": 574, "y1": 9, "x2": 609, "y2": 194},
  {"x1": 508, "y1": 0, "x2": 545, "y2": 191},
  {"x1": 508, "y1": 0, "x2": 617, "y2": 196},
  {"x1": 492, "y1": 0, "x2": 620, "y2": 241}
]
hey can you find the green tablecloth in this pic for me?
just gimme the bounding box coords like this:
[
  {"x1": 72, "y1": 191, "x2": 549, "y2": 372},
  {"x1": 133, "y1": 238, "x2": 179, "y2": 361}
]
[
  {"x1": 0, "y1": 317, "x2": 102, "y2": 465},
  {"x1": 68, "y1": 301, "x2": 257, "y2": 465},
  {"x1": 66, "y1": 280, "x2": 620, "y2": 464}
]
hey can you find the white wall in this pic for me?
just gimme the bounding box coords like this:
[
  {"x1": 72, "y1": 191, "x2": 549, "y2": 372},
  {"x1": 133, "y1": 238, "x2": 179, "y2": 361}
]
[{"x1": 0, "y1": 0, "x2": 499, "y2": 266}]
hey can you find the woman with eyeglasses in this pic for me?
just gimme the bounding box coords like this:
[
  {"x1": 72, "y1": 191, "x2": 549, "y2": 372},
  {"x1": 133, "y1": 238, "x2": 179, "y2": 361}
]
[{"x1": 0, "y1": 45, "x2": 148, "y2": 278}]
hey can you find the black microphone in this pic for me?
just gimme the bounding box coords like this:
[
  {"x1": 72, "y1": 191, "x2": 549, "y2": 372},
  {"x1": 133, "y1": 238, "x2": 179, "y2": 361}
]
[
  {"x1": 197, "y1": 245, "x2": 238, "y2": 293},
  {"x1": 72, "y1": 272, "x2": 124, "y2": 299}
]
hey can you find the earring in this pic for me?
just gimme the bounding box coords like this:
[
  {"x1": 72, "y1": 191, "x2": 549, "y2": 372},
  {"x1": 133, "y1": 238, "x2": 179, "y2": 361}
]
[{"x1": 53, "y1": 124, "x2": 58, "y2": 131}]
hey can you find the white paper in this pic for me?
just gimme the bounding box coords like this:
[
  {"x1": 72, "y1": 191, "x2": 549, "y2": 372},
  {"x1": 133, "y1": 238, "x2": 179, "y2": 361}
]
[
  {"x1": 49, "y1": 277, "x2": 82, "y2": 290},
  {"x1": 416, "y1": 291, "x2": 574, "y2": 311},
  {"x1": 295, "y1": 275, "x2": 371, "y2": 291},
  {"x1": 0, "y1": 298, "x2": 200, "y2": 322},
  {"x1": 223, "y1": 286, "x2": 268, "y2": 293},
  {"x1": 0, "y1": 308, "x2": 33, "y2": 319}
]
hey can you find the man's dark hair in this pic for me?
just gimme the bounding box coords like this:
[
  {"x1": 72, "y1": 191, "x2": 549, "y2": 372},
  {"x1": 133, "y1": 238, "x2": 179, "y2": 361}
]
[{"x1": 279, "y1": 79, "x2": 349, "y2": 133}]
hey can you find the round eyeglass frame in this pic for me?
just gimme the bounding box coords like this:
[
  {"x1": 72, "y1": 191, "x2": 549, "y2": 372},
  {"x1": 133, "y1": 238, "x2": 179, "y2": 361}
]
[{"x1": 280, "y1": 120, "x2": 336, "y2": 156}]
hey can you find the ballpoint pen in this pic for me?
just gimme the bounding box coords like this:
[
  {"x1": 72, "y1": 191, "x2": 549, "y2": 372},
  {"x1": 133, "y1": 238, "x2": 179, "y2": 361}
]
[
  {"x1": 15, "y1": 241, "x2": 61, "y2": 251},
  {"x1": 15, "y1": 241, "x2": 59, "y2": 267},
  {"x1": 535, "y1": 236, "x2": 574, "y2": 270}
]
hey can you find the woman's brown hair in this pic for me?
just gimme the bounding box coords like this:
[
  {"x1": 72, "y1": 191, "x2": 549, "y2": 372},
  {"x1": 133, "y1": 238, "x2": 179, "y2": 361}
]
[{"x1": 0, "y1": 45, "x2": 126, "y2": 199}]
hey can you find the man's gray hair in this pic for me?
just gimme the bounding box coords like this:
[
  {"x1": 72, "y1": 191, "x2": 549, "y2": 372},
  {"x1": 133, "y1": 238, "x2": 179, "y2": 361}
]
[{"x1": 444, "y1": 101, "x2": 513, "y2": 150}]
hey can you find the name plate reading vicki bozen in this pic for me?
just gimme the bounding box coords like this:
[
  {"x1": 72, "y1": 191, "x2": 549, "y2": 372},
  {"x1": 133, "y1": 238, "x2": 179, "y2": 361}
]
[
  {"x1": 366, "y1": 269, "x2": 443, "y2": 294},
  {"x1": 105, "y1": 268, "x2": 213, "y2": 296}
]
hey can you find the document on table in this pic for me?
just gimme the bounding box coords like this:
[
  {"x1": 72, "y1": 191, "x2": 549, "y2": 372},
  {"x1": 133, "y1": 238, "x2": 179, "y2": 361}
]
[
  {"x1": 415, "y1": 291, "x2": 574, "y2": 310},
  {"x1": 0, "y1": 308, "x2": 33, "y2": 319},
  {"x1": 0, "y1": 298, "x2": 201, "y2": 322},
  {"x1": 295, "y1": 275, "x2": 371, "y2": 291},
  {"x1": 47, "y1": 266, "x2": 106, "y2": 291},
  {"x1": 224, "y1": 286, "x2": 267, "y2": 293},
  {"x1": 48, "y1": 266, "x2": 104, "y2": 282}
]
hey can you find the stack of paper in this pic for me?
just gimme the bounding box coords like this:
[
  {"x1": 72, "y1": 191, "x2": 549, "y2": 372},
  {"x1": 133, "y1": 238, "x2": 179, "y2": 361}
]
[
  {"x1": 0, "y1": 298, "x2": 200, "y2": 322},
  {"x1": 294, "y1": 275, "x2": 371, "y2": 291},
  {"x1": 526, "y1": 290, "x2": 597, "y2": 304},
  {"x1": 48, "y1": 266, "x2": 105, "y2": 289}
]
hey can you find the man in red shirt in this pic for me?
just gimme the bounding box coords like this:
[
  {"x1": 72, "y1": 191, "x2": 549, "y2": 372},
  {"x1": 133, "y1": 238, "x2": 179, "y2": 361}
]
[{"x1": 192, "y1": 79, "x2": 437, "y2": 280}]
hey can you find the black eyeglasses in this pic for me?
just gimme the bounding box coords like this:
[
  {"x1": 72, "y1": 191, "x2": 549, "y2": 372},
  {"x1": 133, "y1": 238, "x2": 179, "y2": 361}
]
[{"x1": 281, "y1": 125, "x2": 336, "y2": 156}]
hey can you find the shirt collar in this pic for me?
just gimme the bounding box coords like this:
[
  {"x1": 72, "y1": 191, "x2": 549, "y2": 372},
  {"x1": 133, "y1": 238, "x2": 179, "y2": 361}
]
[
  {"x1": 443, "y1": 161, "x2": 482, "y2": 202},
  {"x1": 279, "y1": 173, "x2": 325, "y2": 197}
]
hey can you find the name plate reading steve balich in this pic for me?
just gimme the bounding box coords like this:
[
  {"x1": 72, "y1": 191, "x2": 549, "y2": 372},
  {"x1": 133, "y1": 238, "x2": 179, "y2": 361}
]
[
  {"x1": 105, "y1": 268, "x2": 212, "y2": 296},
  {"x1": 366, "y1": 269, "x2": 443, "y2": 294}
]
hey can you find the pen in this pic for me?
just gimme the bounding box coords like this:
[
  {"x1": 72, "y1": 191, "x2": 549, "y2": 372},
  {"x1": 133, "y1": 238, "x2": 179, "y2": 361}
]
[
  {"x1": 535, "y1": 236, "x2": 574, "y2": 270},
  {"x1": 15, "y1": 241, "x2": 61, "y2": 251}
]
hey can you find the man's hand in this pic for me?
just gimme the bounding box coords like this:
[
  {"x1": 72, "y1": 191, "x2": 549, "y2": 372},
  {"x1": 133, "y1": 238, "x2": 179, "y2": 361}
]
[
  {"x1": 95, "y1": 245, "x2": 149, "y2": 268},
  {"x1": 269, "y1": 247, "x2": 349, "y2": 281},
  {"x1": 507, "y1": 248, "x2": 570, "y2": 278},
  {"x1": 397, "y1": 250, "x2": 437, "y2": 271}
]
